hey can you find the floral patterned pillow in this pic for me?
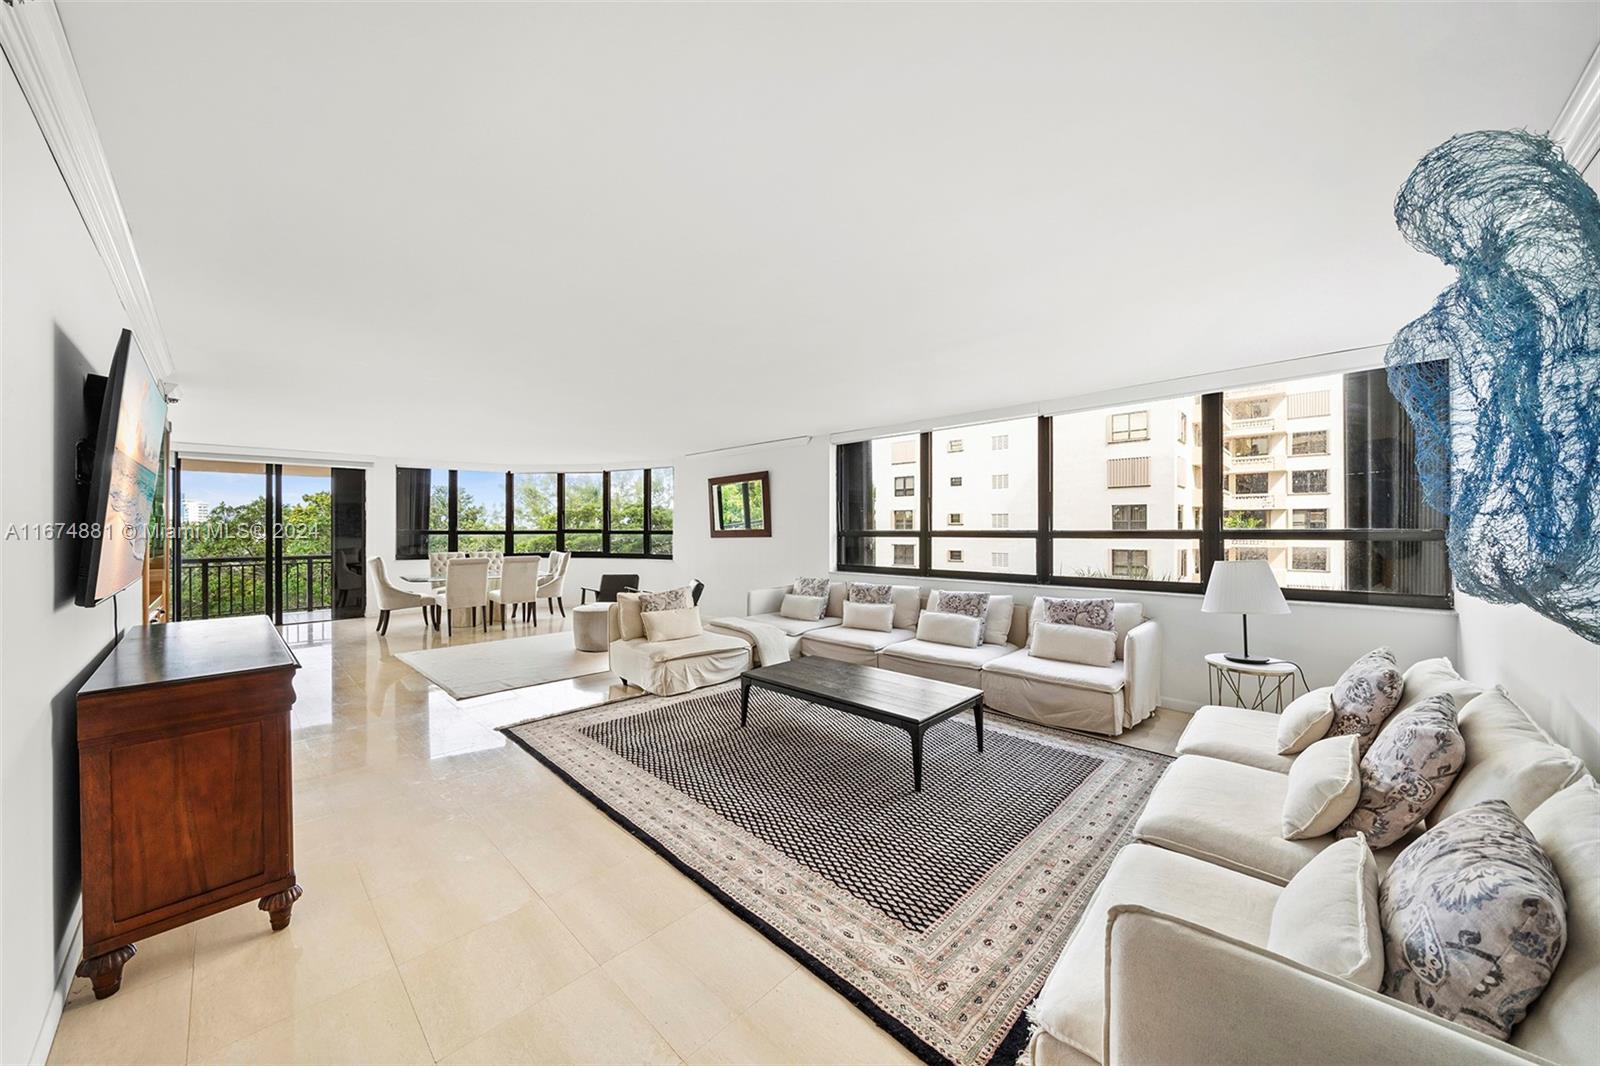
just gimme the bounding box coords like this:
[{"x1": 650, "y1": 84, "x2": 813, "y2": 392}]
[
  {"x1": 934, "y1": 590, "x2": 991, "y2": 621},
  {"x1": 1337, "y1": 694, "x2": 1463, "y2": 848},
  {"x1": 638, "y1": 586, "x2": 693, "y2": 613},
  {"x1": 1328, "y1": 647, "x2": 1405, "y2": 753},
  {"x1": 847, "y1": 582, "x2": 893, "y2": 605},
  {"x1": 793, "y1": 577, "x2": 831, "y2": 599},
  {"x1": 1035, "y1": 596, "x2": 1114, "y2": 631},
  {"x1": 1379, "y1": 800, "x2": 1567, "y2": 1041}
]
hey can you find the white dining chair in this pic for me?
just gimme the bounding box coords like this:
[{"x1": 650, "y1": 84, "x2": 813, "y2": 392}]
[
  {"x1": 369, "y1": 557, "x2": 436, "y2": 635},
  {"x1": 438, "y1": 557, "x2": 491, "y2": 635},
  {"x1": 535, "y1": 550, "x2": 570, "y2": 621},
  {"x1": 489, "y1": 556, "x2": 541, "y2": 628}
]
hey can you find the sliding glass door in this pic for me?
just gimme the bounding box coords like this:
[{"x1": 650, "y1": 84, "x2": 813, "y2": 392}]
[{"x1": 173, "y1": 459, "x2": 365, "y2": 624}]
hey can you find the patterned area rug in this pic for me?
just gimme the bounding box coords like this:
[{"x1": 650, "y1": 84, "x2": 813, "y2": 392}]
[{"x1": 504, "y1": 681, "x2": 1169, "y2": 1066}]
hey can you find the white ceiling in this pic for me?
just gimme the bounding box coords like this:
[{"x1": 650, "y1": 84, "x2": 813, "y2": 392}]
[{"x1": 58, "y1": 1, "x2": 1598, "y2": 467}]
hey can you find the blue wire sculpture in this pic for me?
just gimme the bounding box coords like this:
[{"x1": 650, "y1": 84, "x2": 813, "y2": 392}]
[{"x1": 1386, "y1": 130, "x2": 1600, "y2": 643}]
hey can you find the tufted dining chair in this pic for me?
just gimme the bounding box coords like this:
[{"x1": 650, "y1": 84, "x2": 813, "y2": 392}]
[
  {"x1": 535, "y1": 550, "x2": 571, "y2": 621},
  {"x1": 438, "y1": 557, "x2": 491, "y2": 636},
  {"x1": 369, "y1": 558, "x2": 435, "y2": 636},
  {"x1": 489, "y1": 556, "x2": 541, "y2": 628}
]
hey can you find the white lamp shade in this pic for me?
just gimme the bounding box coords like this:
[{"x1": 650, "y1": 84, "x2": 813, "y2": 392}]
[{"x1": 1201, "y1": 560, "x2": 1291, "y2": 615}]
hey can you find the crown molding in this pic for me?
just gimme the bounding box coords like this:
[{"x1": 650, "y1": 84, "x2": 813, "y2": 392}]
[
  {"x1": 0, "y1": 0, "x2": 175, "y2": 379},
  {"x1": 1552, "y1": 41, "x2": 1600, "y2": 175}
]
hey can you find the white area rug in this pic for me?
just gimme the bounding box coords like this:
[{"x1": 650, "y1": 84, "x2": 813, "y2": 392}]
[{"x1": 397, "y1": 631, "x2": 609, "y2": 700}]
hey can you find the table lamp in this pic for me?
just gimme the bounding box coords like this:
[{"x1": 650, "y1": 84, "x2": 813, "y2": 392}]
[{"x1": 1201, "y1": 559, "x2": 1290, "y2": 665}]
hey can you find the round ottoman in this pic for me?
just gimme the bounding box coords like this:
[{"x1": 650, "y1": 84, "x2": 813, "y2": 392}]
[{"x1": 572, "y1": 603, "x2": 612, "y2": 653}]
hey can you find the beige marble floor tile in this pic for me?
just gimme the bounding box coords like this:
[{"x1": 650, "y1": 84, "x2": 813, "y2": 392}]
[
  {"x1": 491, "y1": 808, "x2": 651, "y2": 898},
  {"x1": 712, "y1": 969, "x2": 921, "y2": 1066},
  {"x1": 397, "y1": 898, "x2": 596, "y2": 1059},
  {"x1": 187, "y1": 894, "x2": 397, "y2": 1058},
  {"x1": 544, "y1": 851, "x2": 710, "y2": 963},
  {"x1": 370, "y1": 849, "x2": 536, "y2": 962},
  {"x1": 443, "y1": 969, "x2": 680, "y2": 1066},
  {"x1": 64, "y1": 922, "x2": 197, "y2": 1005},
  {"x1": 350, "y1": 816, "x2": 504, "y2": 900},
  {"x1": 48, "y1": 970, "x2": 191, "y2": 1066},
  {"x1": 196, "y1": 971, "x2": 431, "y2": 1066}
]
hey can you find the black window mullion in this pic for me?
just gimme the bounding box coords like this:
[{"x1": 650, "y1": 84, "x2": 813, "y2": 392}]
[
  {"x1": 601, "y1": 470, "x2": 611, "y2": 555},
  {"x1": 447, "y1": 469, "x2": 459, "y2": 551},
  {"x1": 1038, "y1": 414, "x2": 1053, "y2": 584},
  {"x1": 1200, "y1": 392, "x2": 1223, "y2": 583},
  {"x1": 918, "y1": 431, "x2": 933, "y2": 576},
  {"x1": 504, "y1": 472, "x2": 513, "y2": 555},
  {"x1": 555, "y1": 473, "x2": 565, "y2": 552}
]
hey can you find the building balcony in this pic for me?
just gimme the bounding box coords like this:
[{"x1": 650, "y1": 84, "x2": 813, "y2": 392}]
[
  {"x1": 1223, "y1": 417, "x2": 1283, "y2": 437},
  {"x1": 1224, "y1": 492, "x2": 1283, "y2": 509},
  {"x1": 1227, "y1": 452, "x2": 1274, "y2": 467}
]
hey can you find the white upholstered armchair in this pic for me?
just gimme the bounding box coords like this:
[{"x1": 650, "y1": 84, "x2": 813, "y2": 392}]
[{"x1": 369, "y1": 557, "x2": 435, "y2": 636}]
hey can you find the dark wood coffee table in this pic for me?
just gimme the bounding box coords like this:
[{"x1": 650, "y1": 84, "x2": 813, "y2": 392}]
[{"x1": 738, "y1": 657, "x2": 984, "y2": 792}]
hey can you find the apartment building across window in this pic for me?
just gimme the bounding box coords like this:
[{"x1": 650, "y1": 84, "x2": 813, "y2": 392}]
[
  {"x1": 893, "y1": 544, "x2": 915, "y2": 565},
  {"x1": 992, "y1": 473, "x2": 1008, "y2": 489},
  {"x1": 1291, "y1": 469, "x2": 1329, "y2": 494},
  {"x1": 890, "y1": 439, "x2": 919, "y2": 464},
  {"x1": 1106, "y1": 456, "x2": 1151, "y2": 488},
  {"x1": 894, "y1": 476, "x2": 915, "y2": 496},
  {"x1": 1176, "y1": 506, "x2": 1184, "y2": 529},
  {"x1": 1292, "y1": 508, "x2": 1329, "y2": 530},
  {"x1": 1288, "y1": 390, "x2": 1332, "y2": 418},
  {"x1": 1291, "y1": 547, "x2": 1330, "y2": 571},
  {"x1": 1291, "y1": 430, "x2": 1329, "y2": 455},
  {"x1": 1108, "y1": 410, "x2": 1149, "y2": 443},
  {"x1": 893, "y1": 510, "x2": 914, "y2": 530},
  {"x1": 991, "y1": 552, "x2": 1009, "y2": 568},
  {"x1": 947, "y1": 549, "x2": 964, "y2": 563},
  {"x1": 991, "y1": 513, "x2": 1009, "y2": 528},
  {"x1": 1111, "y1": 549, "x2": 1148, "y2": 578},
  {"x1": 947, "y1": 439, "x2": 964, "y2": 453},
  {"x1": 1111, "y1": 504, "x2": 1147, "y2": 530},
  {"x1": 1177, "y1": 412, "x2": 1188, "y2": 444},
  {"x1": 1230, "y1": 546, "x2": 1270, "y2": 562},
  {"x1": 991, "y1": 434, "x2": 1009, "y2": 450},
  {"x1": 1231, "y1": 398, "x2": 1272, "y2": 420},
  {"x1": 1234, "y1": 472, "x2": 1268, "y2": 495},
  {"x1": 948, "y1": 512, "x2": 963, "y2": 525},
  {"x1": 1233, "y1": 435, "x2": 1270, "y2": 457}
]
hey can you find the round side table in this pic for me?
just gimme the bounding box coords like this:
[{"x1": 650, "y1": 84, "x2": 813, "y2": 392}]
[{"x1": 1206, "y1": 653, "x2": 1298, "y2": 712}]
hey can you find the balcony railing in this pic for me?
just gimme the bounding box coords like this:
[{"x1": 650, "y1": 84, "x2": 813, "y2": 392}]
[
  {"x1": 1223, "y1": 416, "x2": 1282, "y2": 437},
  {"x1": 178, "y1": 554, "x2": 335, "y2": 620},
  {"x1": 1227, "y1": 452, "x2": 1273, "y2": 467}
]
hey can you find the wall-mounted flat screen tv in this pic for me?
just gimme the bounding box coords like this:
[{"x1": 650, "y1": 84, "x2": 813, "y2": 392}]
[{"x1": 77, "y1": 329, "x2": 169, "y2": 607}]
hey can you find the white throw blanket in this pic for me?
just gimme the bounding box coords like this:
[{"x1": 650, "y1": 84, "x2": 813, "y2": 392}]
[{"x1": 708, "y1": 616, "x2": 791, "y2": 665}]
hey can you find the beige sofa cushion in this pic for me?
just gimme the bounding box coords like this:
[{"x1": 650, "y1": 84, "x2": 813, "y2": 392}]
[
  {"x1": 1175, "y1": 706, "x2": 1294, "y2": 773},
  {"x1": 1395, "y1": 656, "x2": 1484, "y2": 716},
  {"x1": 800, "y1": 625, "x2": 915, "y2": 655},
  {"x1": 743, "y1": 612, "x2": 841, "y2": 638},
  {"x1": 1281, "y1": 734, "x2": 1361, "y2": 840},
  {"x1": 641, "y1": 606, "x2": 702, "y2": 643},
  {"x1": 1517, "y1": 777, "x2": 1600, "y2": 1062},
  {"x1": 880, "y1": 637, "x2": 1015, "y2": 671},
  {"x1": 1278, "y1": 687, "x2": 1336, "y2": 754},
  {"x1": 625, "y1": 628, "x2": 749, "y2": 664},
  {"x1": 843, "y1": 601, "x2": 894, "y2": 632},
  {"x1": 1268, "y1": 835, "x2": 1384, "y2": 988},
  {"x1": 1031, "y1": 623, "x2": 1116, "y2": 666},
  {"x1": 779, "y1": 593, "x2": 827, "y2": 621},
  {"x1": 1031, "y1": 843, "x2": 1280, "y2": 1060},
  {"x1": 616, "y1": 591, "x2": 645, "y2": 640},
  {"x1": 983, "y1": 648, "x2": 1125, "y2": 694},
  {"x1": 1430, "y1": 686, "x2": 1585, "y2": 823}
]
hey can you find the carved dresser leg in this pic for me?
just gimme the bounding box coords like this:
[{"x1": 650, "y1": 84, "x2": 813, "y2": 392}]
[
  {"x1": 77, "y1": 944, "x2": 137, "y2": 1000},
  {"x1": 259, "y1": 883, "x2": 304, "y2": 931}
]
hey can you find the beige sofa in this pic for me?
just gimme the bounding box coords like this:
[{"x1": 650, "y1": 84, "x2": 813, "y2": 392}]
[
  {"x1": 1027, "y1": 671, "x2": 1598, "y2": 1066},
  {"x1": 719, "y1": 582, "x2": 1161, "y2": 736},
  {"x1": 606, "y1": 595, "x2": 751, "y2": 696}
]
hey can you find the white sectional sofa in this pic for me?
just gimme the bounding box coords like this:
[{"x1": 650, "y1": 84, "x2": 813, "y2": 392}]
[
  {"x1": 718, "y1": 581, "x2": 1161, "y2": 737},
  {"x1": 1026, "y1": 663, "x2": 1599, "y2": 1066}
]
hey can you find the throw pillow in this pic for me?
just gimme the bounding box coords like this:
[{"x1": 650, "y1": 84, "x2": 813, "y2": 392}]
[
  {"x1": 615, "y1": 592, "x2": 645, "y2": 641},
  {"x1": 641, "y1": 605, "x2": 702, "y2": 642},
  {"x1": 916, "y1": 611, "x2": 983, "y2": 649},
  {"x1": 1328, "y1": 647, "x2": 1405, "y2": 753},
  {"x1": 1429, "y1": 686, "x2": 1584, "y2": 823},
  {"x1": 793, "y1": 577, "x2": 831, "y2": 599},
  {"x1": 1337, "y1": 694, "x2": 1463, "y2": 849},
  {"x1": 639, "y1": 586, "x2": 693, "y2": 613},
  {"x1": 1281, "y1": 733, "x2": 1361, "y2": 839},
  {"x1": 1380, "y1": 800, "x2": 1567, "y2": 1040},
  {"x1": 1277, "y1": 686, "x2": 1337, "y2": 755},
  {"x1": 931, "y1": 590, "x2": 991, "y2": 622},
  {"x1": 842, "y1": 600, "x2": 894, "y2": 632},
  {"x1": 779, "y1": 593, "x2": 826, "y2": 622},
  {"x1": 982, "y1": 594, "x2": 1015, "y2": 645},
  {"x1": 1267, "y1": 835, "x2": 1384, "y2": 989},
  {"x1": 1032, "y1": 596, "x2": 1115, "y2": 631},
  {"x1": 847, "y1": 582, "x2": 893, "y2": 605},
  {"x1": 1029, "y1": 622, "x2": 1116, "y2": 667},
  {"x1": 1395, "y1": 656, "x2": 1483, "y2": 717},
  {"x1": 1110, "y1": 601, "x2": 1144, "y2": 659}
]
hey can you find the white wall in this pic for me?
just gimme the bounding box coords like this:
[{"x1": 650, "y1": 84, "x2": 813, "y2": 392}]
[
  {"x1": 1, "y1": 67, "x2": 142, "y2": 1065},
  {"x1": 1456, "y1": 595, "x2": 1600, "y2": 770}
]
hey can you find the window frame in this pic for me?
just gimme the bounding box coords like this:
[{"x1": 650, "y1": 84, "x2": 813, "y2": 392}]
[
  {"x1": 834, "y1": 380, "x2": 1451, "y2": 608},
  {"x1": 397, "y1": 467, "x2": 674, "y2": 559}
]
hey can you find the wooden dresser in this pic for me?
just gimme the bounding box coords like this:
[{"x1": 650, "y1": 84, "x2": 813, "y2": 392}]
[{"x1": 75, "y1": 615, "x2": 302, "y2": 998}]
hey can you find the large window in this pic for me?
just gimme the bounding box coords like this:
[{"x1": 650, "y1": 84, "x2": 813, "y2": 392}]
[
  {"x1": 836, "y1": 365, "x2": 1449, "y2": 606},
  {"x1": 397, "y1": 467, "x2": 673, "y2": 558}
]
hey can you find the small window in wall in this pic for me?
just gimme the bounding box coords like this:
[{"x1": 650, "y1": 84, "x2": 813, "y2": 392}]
[
  {"x1": 1292, "y1": 509, "x2": 1329, "y2": 530},
  {"x1": 1107, "y1": 456, "x2": 1151, "y2": 488},
  {"x1": 992, "y1": 551, "x2": 1009, "y2": 567},
  {"x1": 949, "y1": 476, "x2": 962, "y2": 487},
  {"x1": 1177, "y1": 412, "x2": 1188, "y2": 444},
  {"x1": 991, "y1": 434, "x2": 1009, "y2": 450},
  {"x1": 1232, "y1": 435, "x2": 1271, "y2": 457},
  {"x1": 1291, "y1": 469, "x2": 1329, "y2": 494},
  {"x1": 893, "y1": 510, "x2": 914, "y2": 530},
  {"x1": 948, "y1": 513, "x2": 963, "y2": 526},
  {"x1": 1108, "y1": 410, "x2": 1150, "y2": 443},
  {"x1": 895, "y1": 476, "x2": 915, "y2": 497},
  {"x1": 1176, "y1": 506, "x2": 1184, "y2": 529},
  {"x1": 947, "y1": 549, "x2": 964, "y2": 563},
  {"x1": 947, "y1": 439, "x2": 964, "y2": 453},
  {"x1": 1230, "y1": 546, "x2": 1270, "y2": 562},
  {"x1": 991, "y1": 513, "x2": 1009, "y2": 528},
  {"x1": 1292, "y1": 430, "x2": 1329, "y2": 456},
  {"x1": 890, "y1": 439, "x2": 918, "y2": 464},
  {"x1": 1111, "y1": 504, "x2": 1148, "y2": 530},
  {"x1": 893, "y1": 544, "x2": 915, "y2": 565},
  {"x1": 1234, "y1": 472, "x2": 1269, "y2": 495},
  {"x1": 992, "y1": 473, "x2": 1008, "y2": 489},
  {"x1": 1291, "y1": 547, "x2": 1330, "y2": 571},
  {"x1": 1111, "y1": 549, "x2": 1149, "y2": 578}
]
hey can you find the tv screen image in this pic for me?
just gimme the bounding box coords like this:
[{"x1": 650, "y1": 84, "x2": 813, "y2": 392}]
[{"x1": 79, "y1": 329, "x2": 168, "y2": 607}]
